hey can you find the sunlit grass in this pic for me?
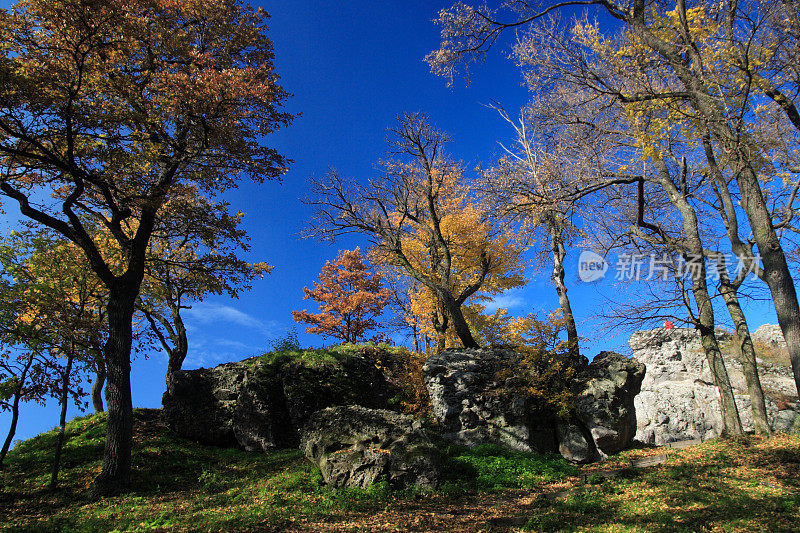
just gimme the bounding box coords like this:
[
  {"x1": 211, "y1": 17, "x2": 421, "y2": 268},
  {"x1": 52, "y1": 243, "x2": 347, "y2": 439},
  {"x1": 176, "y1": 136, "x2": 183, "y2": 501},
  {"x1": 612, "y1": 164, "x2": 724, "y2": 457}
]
[{"x1": 1, "y1": 409, "x2": 798, "y2": 532}]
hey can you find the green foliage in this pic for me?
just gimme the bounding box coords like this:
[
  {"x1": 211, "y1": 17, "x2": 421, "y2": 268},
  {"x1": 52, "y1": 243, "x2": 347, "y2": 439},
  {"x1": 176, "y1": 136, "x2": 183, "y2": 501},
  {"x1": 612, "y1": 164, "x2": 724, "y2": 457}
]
[
  {"x1": 269, "y1": 327, "x2": 301, "y2": 353},
  {"x1": 586, "y1": 472, "x2": 605, "y2": 485},
  {"x1": 198, "y1": 468, "x2": 225, "y2": 493},
  {"x1": 441, "y1": 443, "x2": 577, "y2": 490},
  {"x1": 0, "y1": 377, "x2": 15, "y2": 405}
]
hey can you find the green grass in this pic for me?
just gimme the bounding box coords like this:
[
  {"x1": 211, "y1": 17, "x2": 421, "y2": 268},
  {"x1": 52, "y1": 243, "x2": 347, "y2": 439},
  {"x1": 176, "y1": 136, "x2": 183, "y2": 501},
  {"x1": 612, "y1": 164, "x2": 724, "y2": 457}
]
[
  {"x1": 0, "y1": 408, "x2": 573, "y2": 532},
  {"x1": 521, "y1": 436, "x2": 800, "y2": 532},
  {"x1": 441, "y1": 443, "x2": 577, "y2": 491},
  {"x1": 253, "y1": 343, "x2": 409, "y2": 374},
  {"x1": 1, "y1": 409, "x2": 799, "y2": 532}
]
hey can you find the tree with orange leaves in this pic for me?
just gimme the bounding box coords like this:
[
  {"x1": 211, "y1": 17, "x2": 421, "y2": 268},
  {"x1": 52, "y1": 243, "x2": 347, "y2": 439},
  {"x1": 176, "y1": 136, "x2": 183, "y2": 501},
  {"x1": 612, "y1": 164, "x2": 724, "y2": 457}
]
[
  {"x1": 293, "y1": 248, "x2": 390, "y2": 344},
  {"x1": 0, "y1": 0, "x2": 293, "y2": 495},
  {"x1": 307, "y1": 113, "x2": 526, "y2": 349}
]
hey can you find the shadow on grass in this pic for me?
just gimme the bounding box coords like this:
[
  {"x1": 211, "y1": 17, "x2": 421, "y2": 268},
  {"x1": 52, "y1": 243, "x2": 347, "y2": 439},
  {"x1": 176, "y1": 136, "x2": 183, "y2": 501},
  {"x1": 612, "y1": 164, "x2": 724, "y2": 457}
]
[{"x1": 523, "y1": 440, "x2": 800, "y2": 532}]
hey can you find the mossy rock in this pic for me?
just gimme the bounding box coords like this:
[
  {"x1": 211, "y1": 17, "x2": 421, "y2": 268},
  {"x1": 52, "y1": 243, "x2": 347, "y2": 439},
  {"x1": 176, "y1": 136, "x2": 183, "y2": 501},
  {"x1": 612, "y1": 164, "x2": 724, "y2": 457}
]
[{"x1": 163, "y1": 346, "x2": 396, "y2": 451}]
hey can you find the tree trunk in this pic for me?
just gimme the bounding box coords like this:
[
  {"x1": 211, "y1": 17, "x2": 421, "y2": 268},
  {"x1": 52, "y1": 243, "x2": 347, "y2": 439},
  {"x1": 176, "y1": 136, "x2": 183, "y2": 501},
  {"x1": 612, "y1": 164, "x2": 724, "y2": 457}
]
[
  {"x1": 165, "y1": 309, "x2": 188, "y2": 389},
  {"x1": 736, "y1": 167, "x2": 800, "y2": 398},
  {"x1": 695, "y1": 319, "x2": 743, "y2": 436},
  {"x1": 440, "y1": 292, "x2": 479, "y2": 348},
  {"x1": 718, "y1": 280, "x2": 772, "y2": 436},
  {"x1": 92, "y1": 358, "x2": 106, "y2": 414},
  {"x1": 631, "y1": 19, "x2": 800, "y2": 398},
  {"x1": 0, "y1": 391, "x2": 21, "y2": 470},
  {"x1": 50, "y1": 353, "x2": 74, "y2": 490},
  {"x1": 650, "y1": 157, "x2": 743, "y2": 436},
  {"x1": 0, "y1": 355, "x2": 32, "y2": 469},
  {"x1": 548, "y1": 217, "x2": 580, "y2": 363},
  {"x1": 92, "y1": 289, "x2": 136, "y2": 498}
]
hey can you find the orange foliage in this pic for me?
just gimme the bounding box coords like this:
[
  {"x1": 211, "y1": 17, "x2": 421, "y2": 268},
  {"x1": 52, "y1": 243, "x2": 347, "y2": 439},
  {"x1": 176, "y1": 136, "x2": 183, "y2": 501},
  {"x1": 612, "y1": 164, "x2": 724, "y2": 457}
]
[{"x1": 292, "y1": 248, "x2": 390, "y2": 344}]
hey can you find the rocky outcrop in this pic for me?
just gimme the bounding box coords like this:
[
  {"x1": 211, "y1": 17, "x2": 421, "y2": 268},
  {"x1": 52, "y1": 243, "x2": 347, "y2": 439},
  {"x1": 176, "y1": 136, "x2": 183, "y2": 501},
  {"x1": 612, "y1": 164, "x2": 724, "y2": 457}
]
[
  {"x1": 162, "y1": 350, "x2": 390, "y2": 451},
  {"x1": 631, "y1": 327, "x2": 799, "y2": 445},
  {"x1": 300, "y1": 405, "x2": 440, "y2": 489},
  {"x1": 422, "y1": 348, "x2": 645, "y2": 462},
  {"x1": 573, "y1": 351, "x2": 646, "y2": 456},
  {"x1": 422, "y1": 348, "x2": 558, "y2": 454},
  {"x1": 752, "y1": 324, "x2": 786, "y2": 346}
]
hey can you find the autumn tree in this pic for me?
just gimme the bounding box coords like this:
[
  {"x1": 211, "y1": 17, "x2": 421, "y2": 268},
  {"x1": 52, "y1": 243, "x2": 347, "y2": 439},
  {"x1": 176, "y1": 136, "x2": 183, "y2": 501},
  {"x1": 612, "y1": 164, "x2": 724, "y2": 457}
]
[
  {"x1": 0, "y1": 0, "x2": 293, "y2": 495},
  {"x1": 139, "y1": 194, "x2": 272, "y2": 388},
  {"x1": 372, "y1": 184, "x2": 528, "y2": 351},
  {"x1": 482, "y1": 100, "x2": 598, "y2": 363},
  {"x1": 292, "y1": 248, "x2": 389, "y2": 344},
  {"x1": 0, "y1": 279, "x2": 50, "y2": 469},
  {"x1": 0, "y1": 229, "x2": 97, "y2": 482},
  {"x1": 307, "y1": 113, "x2": 526, "y2": 349},
  {"x1": 426, "y1": 0, "x2": 800, "y2": 400}
]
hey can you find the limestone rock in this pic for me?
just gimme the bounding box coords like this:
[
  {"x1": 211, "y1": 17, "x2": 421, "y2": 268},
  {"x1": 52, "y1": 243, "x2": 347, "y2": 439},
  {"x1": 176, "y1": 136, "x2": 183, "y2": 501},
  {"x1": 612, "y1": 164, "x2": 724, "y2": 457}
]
[
  {"x1": 573, "y1": 351, "x2": 646, "y2": 455},
  {"x1": 422, "y1": 348, "x2": 645, "y2": 462},
  {"x1": 630, "y1": 327, "x2": 800, "y2": 444},
  {"x1": 300, "y1": 405, "x2": 440, "y2": 489},
  {"x1": 163, "y1": 349, "x2": 391, "y2": 451},
  {"x1": 752, "y1": 324, "x2": 786, "y2": 346},
  {"x1": 162, "y1": 362, "x2": 249, "y2": 447},
  {"x1": 556, "y1": 421, "x2": 600, "y2": 464},
  {"x1": 772, "y1": 409, "x2": 800, "y2": 433},
  {"x1": 422, "y1": 348, "x2": 557, "y2": 454}
]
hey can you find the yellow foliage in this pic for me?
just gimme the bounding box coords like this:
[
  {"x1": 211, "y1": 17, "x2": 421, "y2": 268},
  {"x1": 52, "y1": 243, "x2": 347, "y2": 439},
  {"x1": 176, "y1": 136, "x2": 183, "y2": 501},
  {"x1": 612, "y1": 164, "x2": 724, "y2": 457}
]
[{"x1": 372, "y1": 165, "x2": 527, "y2": 346}]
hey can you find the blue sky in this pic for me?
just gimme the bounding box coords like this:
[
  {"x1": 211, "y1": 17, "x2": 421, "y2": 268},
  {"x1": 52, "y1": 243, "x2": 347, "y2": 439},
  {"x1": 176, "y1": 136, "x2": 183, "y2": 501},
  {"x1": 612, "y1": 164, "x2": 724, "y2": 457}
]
[{"x1": 0, "y1": 1, "x2": 780, "y2": 444}]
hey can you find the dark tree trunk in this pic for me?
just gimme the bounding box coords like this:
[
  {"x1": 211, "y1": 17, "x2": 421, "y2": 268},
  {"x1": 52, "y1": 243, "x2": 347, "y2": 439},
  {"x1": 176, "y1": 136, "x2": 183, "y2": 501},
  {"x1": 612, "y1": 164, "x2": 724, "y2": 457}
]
[
  {"x1": 716, "y1": 261, "x2": 771, "y2": 436},
  {"x1": 92, "y1": 289, "x2": 136, "y2": 498},
  {"x1": 737, "y1": 167, "x2": 800, "y2": 399},
  {"x1": 164, "y1": 309, "x2": 188, "y2": 389},
  {"x1": 631, "y1": 19, "x2": 800, "y2": 398},
  {"x1": 92, "y1": 357, "x2": 106, "y2": 413},
  {"x1": 650, "y1": 158, "x2": 743, "y2": 436},
  {"x1": 696, "y1": 322, "x2": 743, "y2": 436},
  {"x1": 431, "y1": 303, "x2": 449, "y2": 352},
  {"x1": 440, "y1": 292, "x2": 479, "y2": 348},
  {"x1": 0, "y1": 391, "x2": 21, "y2": 470},
  {"x1": 0, "y1": 355, "x2": 32, "y2": 469},
  {"x1": 548, "y1": 218, "x2": 580, "y2": 363},
  {"x1": 50, "y1": 353, "x2": 74, "y2": 490}
]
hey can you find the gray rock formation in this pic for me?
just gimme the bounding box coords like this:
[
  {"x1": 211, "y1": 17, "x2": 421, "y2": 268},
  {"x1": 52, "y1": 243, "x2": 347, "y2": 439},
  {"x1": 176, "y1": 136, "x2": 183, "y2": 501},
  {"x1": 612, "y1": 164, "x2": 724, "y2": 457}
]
[
  {"x1": 162, "y1": 350, "x2": 390, "y2": 451},
  {"x1": 556, "y1": 422, "x2": 598, "y2": 463},
  {"x1": 162, "y1": 362, "x2": 250, "y2": 448},
  {"x1": 631, "y1": 327, "x2": 799, "y2": 444},
  {"x1": 422, "y1": 348, "x2": 645, "y2": 462},
  {"x1": 752, "y1": 324, "x2": 786, "y2": 346},
  {"x1": 422, "y1": 348, "x2": 558, "y2": 454},
  {"x1": 300, "y1": 405, "x2": 440, "y2": 489},
  {"x1": 573, "y1": 351, "x2": 646, "y2": 456}
]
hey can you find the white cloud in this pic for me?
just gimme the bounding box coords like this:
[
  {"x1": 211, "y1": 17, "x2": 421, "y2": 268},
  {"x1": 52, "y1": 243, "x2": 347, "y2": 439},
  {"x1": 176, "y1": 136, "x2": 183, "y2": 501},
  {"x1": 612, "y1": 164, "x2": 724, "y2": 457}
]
[
  {"x1": 179, "y1": 302, "x2": 281, "y2": 368},
  {"x1": 483, "y1": 291, "x2": 526, "y2": 314},
  {"x1": 184, "y1": 302, "x2": 277, "y2": 336}
]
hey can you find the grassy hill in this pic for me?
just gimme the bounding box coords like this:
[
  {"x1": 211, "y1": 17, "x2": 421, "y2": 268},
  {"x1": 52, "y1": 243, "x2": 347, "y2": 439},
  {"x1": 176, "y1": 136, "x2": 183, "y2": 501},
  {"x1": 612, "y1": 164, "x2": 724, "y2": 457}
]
[{"x1": 0, "y1": 409, "x2": 799, "y2": 532}]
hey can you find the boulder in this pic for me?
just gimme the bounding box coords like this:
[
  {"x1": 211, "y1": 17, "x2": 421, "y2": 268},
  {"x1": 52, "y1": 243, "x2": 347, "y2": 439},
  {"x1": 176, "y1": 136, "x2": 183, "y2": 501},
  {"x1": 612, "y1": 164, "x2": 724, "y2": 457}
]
[
  {"x1": 422, "y1": 348, "x2": 645, "y2": 462},
  {"x1": 556, "y1": 421, "x2": 599, "y2": 464},
  {"x1": 422, "y1": 348, "x2": 558, "y2": 454},
  {"x1": 572, "y1": 351, "x2": 646, "y2": 455},
  {"x1": 162, "y1": 362, "x2": 249, "y2": 447},
  {"x1": 163, "y1": 349, "x2": 391, "y2": 451},
  {"x1": 772, "y1": 409, "x2": 800, "y2": 433},
  {"x1": 300, "y1": 405, "x2": 440, "y2": 489},
  {"x1": 630, "y1": 327, "x2": 800, "y2": 444}
]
